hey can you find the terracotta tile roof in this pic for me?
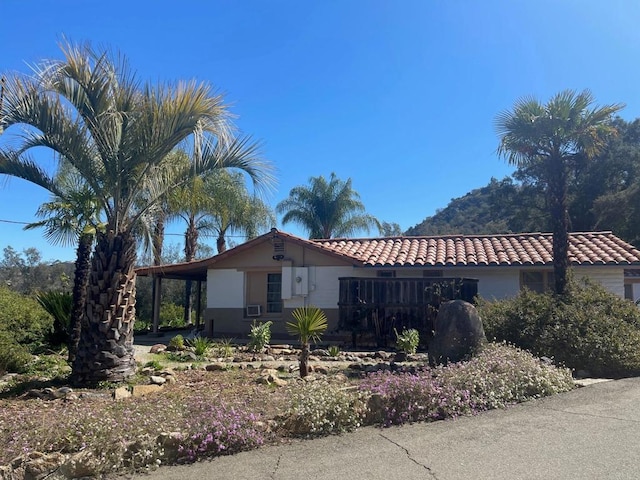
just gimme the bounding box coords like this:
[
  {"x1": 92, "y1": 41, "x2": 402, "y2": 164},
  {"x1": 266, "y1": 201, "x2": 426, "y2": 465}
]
[{"x1": 312, "y1": 232, "x2": 640, "y2": 267}]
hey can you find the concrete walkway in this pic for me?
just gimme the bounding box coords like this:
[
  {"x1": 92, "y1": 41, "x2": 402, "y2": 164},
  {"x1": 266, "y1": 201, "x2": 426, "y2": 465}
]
[{"x1": 131, "y1": 377, "x2": 640, "y2": 480}]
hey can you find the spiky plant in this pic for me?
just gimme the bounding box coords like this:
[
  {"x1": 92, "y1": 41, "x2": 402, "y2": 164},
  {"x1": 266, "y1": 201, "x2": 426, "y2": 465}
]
[{"x1": 286, "y1": 306, "x2": 328, "y2": 378}]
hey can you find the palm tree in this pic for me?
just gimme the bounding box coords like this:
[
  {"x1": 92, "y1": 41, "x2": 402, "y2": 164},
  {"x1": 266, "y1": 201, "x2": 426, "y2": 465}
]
[
  {"x1": 0, "y1": 42, "x2": 273, "y2": 385},
  {"x1": 205, "y1": 169, "x2": 275, "y2": 253},
  {"x1": 286, "y1": 305, "x2": 328, "y2": 378},
  {"x1": 276, "y1": 172, "x2": 381, "y2": 239},
  {"x1": 166, "y1": 150, "x2": 216, "y2": 326},
  {"x1": 23, "y1": 162, "x2": 102, "y2": 363},
  {"x1": 496, "y1": 90, "x2": 623, "y2": 295}
]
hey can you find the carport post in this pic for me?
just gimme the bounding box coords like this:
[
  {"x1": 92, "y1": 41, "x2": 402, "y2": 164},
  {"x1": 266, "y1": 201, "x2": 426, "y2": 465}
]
[
  {"x1": 151, "y1": 275, "x2": 162, "y2": 335},
  {"x1": 195, "y1": 280, "x2": 202, "y2": 329}
]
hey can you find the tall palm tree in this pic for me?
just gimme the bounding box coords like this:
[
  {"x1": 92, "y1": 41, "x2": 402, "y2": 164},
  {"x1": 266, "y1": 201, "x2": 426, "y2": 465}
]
[
  {"x1": 23, "y1": 162, "x2": 102, "y2": 363},
  {"x1": 496, "y1": 90, "x2": 623, "y2": 295},
  {"x1": 205, "y1": 169, "x2": 275, "y2": 253},
  {"x1": 276, "y1": 172, "x2": 381, "y2": 239},
  {"x1": 166, "y1": 150, "x2": 216, "y2": 326},
  {"x1": 0, "y1": 42, "x2": 273, "y2": 385}
]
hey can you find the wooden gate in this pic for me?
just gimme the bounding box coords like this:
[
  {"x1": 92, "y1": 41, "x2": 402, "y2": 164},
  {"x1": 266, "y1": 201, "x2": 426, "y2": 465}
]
[{"x1": 337, "y1": 277, "x2": 478, "y2": 348}]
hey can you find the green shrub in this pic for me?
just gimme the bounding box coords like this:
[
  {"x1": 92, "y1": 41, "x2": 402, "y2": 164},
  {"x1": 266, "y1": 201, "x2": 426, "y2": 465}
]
[
  {"x1": 327, "y1": 345, "x2": 340, "y2": 357},
  {"x1": 188, "y1": 336, "x2": 213, "y2": 357},
  {"x1": 143, "y1": 360, "x2": 164, "y2": 371},
  {"x1": 213, "y1": 338, "x2": 235, "y2": 358},
  {"x1": 281, "y1": 380, "x2": 368, "y2": 436},
  {"x1": 394, "y1": 328, "x2": 420, "y2": 354},
  {"x1": 36, "y1": 290, "x2": 72, "y2": 347},
  {"x1": 0, "y1": 331, "x2": 32, "y2": 374},
  {"x1": 168, "y1": 334, "x2": 185, "y2": 350},
  {"x1": 0, "y1": 286, "x2": 53, "y2": 352},
  {"x1": 478, "y1": 279, "x2": 640, "y2": 377},
  {"x1": 159, "y1": 302, "x2": 188, "y2": 328},
  {"x1": 248, "y1": 320, "x2": 272, "y2": 352}
]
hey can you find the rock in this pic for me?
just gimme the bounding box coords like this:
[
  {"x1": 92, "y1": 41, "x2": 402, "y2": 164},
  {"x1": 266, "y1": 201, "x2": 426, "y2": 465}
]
[
  {"x1": 311, "y1": 349, "x2": 329, "y2": 357},
  {"x1": 150, "y1": 344, "x2": 167, "y2": 354},
  {"x1": 157, "y1": 432, "x2": 183, "y2": 463},
  {"x1": 374, "y1": 350, "x2": 391, "y2": 360},
  {"x1": 54, "y1": 386, "x2": 73, "y2": 398},
  {"x1": 23, "y1": 451, "x2": 66, "y2": 479},
  {"x1": 308, "y1": 356, "x2": 320, "y2": 362},
  {"x1": 205, "y1": 363, "x2": 226, "y2": 371},
  {"x1": 114, "y1": 386, "x2": 132, "y2": 400},
  {"x1": 26, "y1": 389, "x2": 46, "y2": 399},
  {"x1": 256, "y1": 369, "x2": 288, "y2": 387},
  {"x1": 366, "y1": 394, "x2": 385, "y2": 424},
  {"x1": 150, "y1": 375, "x2": 167, "y2": 385},
  {"x1": 314, "y1": 366, "x2": 329, "y2": 375},
  {"x1": 132, "y1": 384, "x2": 162, "y2": 397},
  {"x1": 428, "y1": 300, "x2": 486, "y2": 365},
  {"x1": 393, "y1": 352, "x2": 407, "y2": 363},
  {"x1": 60, "y1": 450, "x2": 100, "y2": 478},
  {"x1": 164, "y1": 374, "x2": 177, "y2": 384},
  {"x1": 348, "y1": 363, "x2": 363, "y2": 371}
]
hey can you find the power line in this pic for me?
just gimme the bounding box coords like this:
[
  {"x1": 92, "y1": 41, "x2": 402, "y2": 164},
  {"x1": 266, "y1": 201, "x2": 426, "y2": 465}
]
[
  {"x1": 0, "y1": 218, "x2": 259, "y2": 238},
  {"x1": 0, "y1": 218, "x2": 30, "y2": 225}
]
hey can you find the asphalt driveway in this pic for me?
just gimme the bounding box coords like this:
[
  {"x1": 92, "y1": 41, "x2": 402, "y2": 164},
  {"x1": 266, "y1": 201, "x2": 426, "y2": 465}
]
[{"x1": 129, "y1": 376, "x2": 640, "y2": 480}]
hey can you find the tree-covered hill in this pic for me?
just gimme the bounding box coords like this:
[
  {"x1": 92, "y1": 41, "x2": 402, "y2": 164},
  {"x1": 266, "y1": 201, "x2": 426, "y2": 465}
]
[{"x1": 406, "y1": 118, "x2": 640, "y2": 248}]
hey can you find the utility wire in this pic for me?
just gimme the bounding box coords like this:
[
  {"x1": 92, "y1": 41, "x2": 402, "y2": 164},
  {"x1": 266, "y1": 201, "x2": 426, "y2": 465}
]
[{"x1": 0, "y1": 218, "x2": 258, "y2": 238}]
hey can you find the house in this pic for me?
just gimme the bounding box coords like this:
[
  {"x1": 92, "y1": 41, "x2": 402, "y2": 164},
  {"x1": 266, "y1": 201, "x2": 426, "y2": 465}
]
[{"x1": 136, "y1": 229, "x2": 640, "y2": 343}]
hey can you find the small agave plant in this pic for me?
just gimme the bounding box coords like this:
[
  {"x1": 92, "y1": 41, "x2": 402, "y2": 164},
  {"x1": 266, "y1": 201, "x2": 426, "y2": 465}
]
[{"x1": 286, "y1": 306, "x2": 328, "y2": 378}]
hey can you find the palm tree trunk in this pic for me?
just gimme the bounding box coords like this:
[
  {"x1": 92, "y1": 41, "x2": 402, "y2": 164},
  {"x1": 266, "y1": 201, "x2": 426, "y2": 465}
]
[
  {"x1": 67, "y1": 232, "x2": 93, "y2": 364},
  {"x1": 183, "y1": 220, "x2": 198, "y2": 326},
  {"x1": 71, "y1": 230, "x2": 137, "y2": 386},
  {"x1": 299, "y1": 342, "x2": 310, "y2": 378},
  {"x1": 152, "y1": 218, "x2": 165, "y2": 266},
  {"x1": 548, "y1": 157, "x2": 570, "y2": 295},
  {"x1": 216, "y1": 234, "x2": 227, "y2": 253}
]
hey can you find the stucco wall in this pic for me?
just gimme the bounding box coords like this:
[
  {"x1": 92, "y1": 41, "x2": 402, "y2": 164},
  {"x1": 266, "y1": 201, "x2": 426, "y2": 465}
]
[
  {"x1": 203, "y1": 241, "x2": 629, "y2": 339},
  {"x1": 573, "y1": 266, "x2": 624, "y2": 297},
  {"x1": 207, "y1": 269, "x2": 244, "y2": 308}
]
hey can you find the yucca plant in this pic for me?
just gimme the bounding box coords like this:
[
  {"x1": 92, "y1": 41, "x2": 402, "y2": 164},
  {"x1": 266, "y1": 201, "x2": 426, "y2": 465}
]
[
  {"x1": 286, "y1": 306, "x2": 328, "y2": 378},
  {"x1": 188, "y1": 336, "x2": 213, "y2": 357}
]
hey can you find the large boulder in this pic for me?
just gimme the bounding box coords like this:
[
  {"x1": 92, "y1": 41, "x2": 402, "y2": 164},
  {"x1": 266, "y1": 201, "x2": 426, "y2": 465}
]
[{"x1": 428, "y1": 300, "x2": 486, "y2": 365}]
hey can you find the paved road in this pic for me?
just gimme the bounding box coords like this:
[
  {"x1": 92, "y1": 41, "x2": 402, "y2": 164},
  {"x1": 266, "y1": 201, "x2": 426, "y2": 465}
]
[{"x1": 135, "y1": 377, "x2": 640, "y2": 480}]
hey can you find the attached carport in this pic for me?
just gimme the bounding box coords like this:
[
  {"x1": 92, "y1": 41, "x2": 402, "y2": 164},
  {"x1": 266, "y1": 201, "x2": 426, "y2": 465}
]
[{"x1": 136, "y1": 259, "x2": 209, "y2": 334}]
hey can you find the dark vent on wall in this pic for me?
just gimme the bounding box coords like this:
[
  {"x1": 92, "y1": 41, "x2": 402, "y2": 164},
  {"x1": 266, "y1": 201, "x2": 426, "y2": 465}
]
[{"x1": 423, "y1": 270, "x2": 444, "y2": 277}]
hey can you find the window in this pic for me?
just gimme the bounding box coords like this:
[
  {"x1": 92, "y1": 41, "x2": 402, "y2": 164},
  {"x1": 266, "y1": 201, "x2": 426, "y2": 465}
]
[
  {"x1": 520, "y1": 271, "x2": 554, "y2": 293},
  {"x1": 625, "y1": 284, "x2": 634, "y2": 301},
  {"x1": 266, "y1": 273, "x2": 283, "y2": 313}
]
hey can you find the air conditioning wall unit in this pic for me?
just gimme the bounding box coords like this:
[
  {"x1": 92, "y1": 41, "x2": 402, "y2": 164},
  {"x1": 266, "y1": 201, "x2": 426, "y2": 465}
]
[{"x1": 246, "y1": 305, "x2": 262, "y2": 317}]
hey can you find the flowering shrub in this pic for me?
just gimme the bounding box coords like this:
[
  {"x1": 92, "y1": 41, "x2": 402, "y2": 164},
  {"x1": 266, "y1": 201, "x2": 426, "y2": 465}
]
[
  {"x1": 280, "y1": 380, "x2": 368, "y2": 437},
  {"x1": 0, "y1": 344, "x2": 575, "y2": 474},
  {"x1": 360, "y1": 343, "x2": 574, "y2": 426},
  {"x1": 176, "y1": 404, "x2": 264, "y2": 463},
  {"x1": 0, "y1": 374, "x2": 268, "y2": 473}
]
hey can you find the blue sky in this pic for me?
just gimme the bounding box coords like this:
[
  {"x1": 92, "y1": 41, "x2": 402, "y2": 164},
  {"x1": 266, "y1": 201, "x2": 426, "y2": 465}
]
[{"x1": 2, "y1": 0, "x2": 640, "y2": 262}]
